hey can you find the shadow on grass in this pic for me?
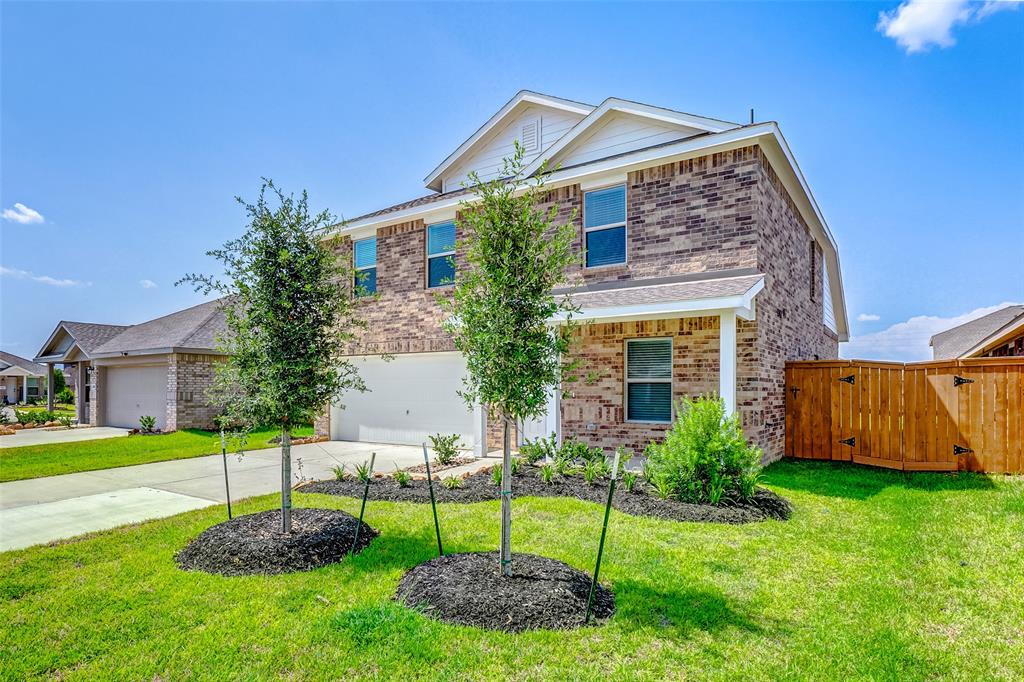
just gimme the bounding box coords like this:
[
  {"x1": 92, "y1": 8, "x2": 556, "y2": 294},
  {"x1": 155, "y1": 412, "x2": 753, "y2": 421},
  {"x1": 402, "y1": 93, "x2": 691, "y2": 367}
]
[{"x1": 762, "y1": 458, "x2": 997, "y2": 500}]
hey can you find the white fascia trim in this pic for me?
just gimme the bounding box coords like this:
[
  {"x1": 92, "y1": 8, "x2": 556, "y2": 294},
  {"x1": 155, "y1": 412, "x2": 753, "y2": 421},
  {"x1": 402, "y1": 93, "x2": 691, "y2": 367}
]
[
  {"x1": 91, "y1": 346, "x2": 226, "y2": 360},
  {"x1": 553, "y1": 280, "x2": 764, "y2": 325},
  {"x1": 423, "y1": 91, "x2": 595, "y2": 191},
  {"x1": 34, "y1": 323, "x2": 78, "y2": 363}
]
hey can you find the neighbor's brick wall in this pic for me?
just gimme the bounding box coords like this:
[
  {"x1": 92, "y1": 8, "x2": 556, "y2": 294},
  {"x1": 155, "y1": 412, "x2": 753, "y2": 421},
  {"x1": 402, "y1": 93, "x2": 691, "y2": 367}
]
[
  {"x1": 166, "y1": 353, "x2": 222, "y2": 431},
  {"x1": 753, "y1": 151, "x2": 839, "y2": 460}
]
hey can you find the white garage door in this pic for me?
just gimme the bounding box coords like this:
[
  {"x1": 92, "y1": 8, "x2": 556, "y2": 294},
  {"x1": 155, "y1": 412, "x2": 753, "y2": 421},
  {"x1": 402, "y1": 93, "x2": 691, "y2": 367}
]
[
  {"x1": 105, "y1": 365, "x2": 168, "y2": 430},
  {"x1": 331, "y1": 352, "x2": 477, "y2": 448}
]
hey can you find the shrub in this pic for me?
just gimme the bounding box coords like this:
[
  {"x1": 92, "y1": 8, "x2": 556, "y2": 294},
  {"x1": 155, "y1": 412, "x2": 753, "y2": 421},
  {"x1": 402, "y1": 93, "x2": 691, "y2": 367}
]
[
  {"x1": 539, "y1": 463, "x2": 556, "y2": 484},
  {"x1": 622, "y1": 470, "x2": 639, "y2": 493},
  {"x1": 14, "y1": 410, "x2": 30, "y2": 425},
  {"x1": 644, "y1": 396, "x2": 762, "y2": 504},
  {"x1": 554, "y1": 456, "x2": 576, "y2": 477},
  {"x1": 0, "y1": 411, "x2": 9, "y2": 426},
  {"x1": 57, "y1": 388, "x2": 75, "y2": 405},
  {"x1": 519, "y1": 434, "x2": 556, "y2": 464},
  {"x1": 490, "y1": 466, "x2": 503, "y2": 486},
  {"x1": 582, "y1": 458, "x2": 604, "y2": 486},
  {"x1": 393, "y1": 469, "x2": 412, "y2": 488},
  {"x1": 558, "y1": 437, "x2": 604, "y2": 465},
  {"x1": 510, "y1": 456, "x2": 523, "y2": 476},
  {"x1": 332, "y1": 464, "x2": 349, "y2": 481},
  {"x1": 56, "y1": 414, "x2": 74, "y2": 429},
  {"x1": 650, "y1": 474, "x2": 675, "y2": 500},
  {"x1": 428, "y1": 433, "x2": 461, "y2": 466},
  {"x1": 139, "y1": 415, "x2": 157, "y2": 433},
  {"x1": 354, "y1": 460, "x2": 373, "y2": 483},
  {"x1": 442, "y1": 476, "x2": 463, "y2": 490}
]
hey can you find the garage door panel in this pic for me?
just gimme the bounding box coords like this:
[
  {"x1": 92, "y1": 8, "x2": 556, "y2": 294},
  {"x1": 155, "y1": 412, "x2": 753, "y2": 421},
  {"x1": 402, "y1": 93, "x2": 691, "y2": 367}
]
[
  {"x1": 105, "y1": 365, "x2": 168, "y2": 430},
  {"x1": 331, "y1": 353, "x2": 476, "y2": 447}
]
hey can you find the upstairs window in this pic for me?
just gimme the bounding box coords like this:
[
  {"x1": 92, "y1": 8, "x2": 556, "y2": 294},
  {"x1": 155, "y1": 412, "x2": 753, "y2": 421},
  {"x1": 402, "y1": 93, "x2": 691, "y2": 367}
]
[
  {"x1": 584, "y1": 185, "x2": 627, "y2": 267},
  {"x1": 427, "y1": 221, "x2": 456, "y2": 288},
  {"x1": 625, "y1": 338, "x2": 672, "y2": 423},
  {"x1": 353, "y1": 237, "x2": 377, "y2": 296}
]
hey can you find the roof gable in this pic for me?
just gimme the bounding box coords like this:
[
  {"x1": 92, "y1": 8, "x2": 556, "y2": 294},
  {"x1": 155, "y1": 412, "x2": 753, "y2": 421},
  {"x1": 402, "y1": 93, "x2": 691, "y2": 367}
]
[
  {"x1": 930, "y1": 305, "x2": 1024, "y2": 359},
  {"x1": 425, "y1": 91, "x2": 594, "y2": 192},
  {"x1": 0, "y1": 351, "x2": 47, "y2": 376},
  {"x1": 35, "y1": 321, "x2": 130, "y2": 362},
  {"x1": 522, "y1": 98, "x2": 738, "y2": 177},
  {"x1": 91, "y1": 299, "x2": 227, "y2": 356}
]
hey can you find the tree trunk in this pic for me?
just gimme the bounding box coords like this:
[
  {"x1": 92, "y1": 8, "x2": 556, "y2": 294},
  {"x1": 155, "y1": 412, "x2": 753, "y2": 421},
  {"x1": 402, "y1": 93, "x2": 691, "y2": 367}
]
[
  {"x1": 500, "y1": 413, "x2": 513, "y2": 577},
  {"x1": 281, "y1": 427, "x2": 292, "y2": 533}
]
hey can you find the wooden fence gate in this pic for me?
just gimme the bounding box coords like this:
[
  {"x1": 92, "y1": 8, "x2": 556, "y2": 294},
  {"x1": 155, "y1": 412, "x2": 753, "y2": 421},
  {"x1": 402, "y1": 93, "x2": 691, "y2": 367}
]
[{"x1": 785, "y1": 358, "x2": 1023, "y2": 474}]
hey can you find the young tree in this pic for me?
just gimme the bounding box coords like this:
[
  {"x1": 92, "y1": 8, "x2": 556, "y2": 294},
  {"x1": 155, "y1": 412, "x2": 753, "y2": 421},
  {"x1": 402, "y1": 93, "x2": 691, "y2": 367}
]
[
  {"x1": 181, "y1": 180, "x2": 364, "y2": 532},
  {"x1": 440, "y1": 144, "x2": 579, "y2": 576}
]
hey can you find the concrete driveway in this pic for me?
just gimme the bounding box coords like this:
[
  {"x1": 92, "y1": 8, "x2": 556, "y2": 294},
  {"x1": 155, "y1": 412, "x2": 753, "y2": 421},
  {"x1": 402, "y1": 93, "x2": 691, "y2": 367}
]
[
  {"x1": 0, "y1": 440, "x2": 425, "y2": 551},
  {"x1": 0, "y1": 426, "x2": 130, "y2": 449}
]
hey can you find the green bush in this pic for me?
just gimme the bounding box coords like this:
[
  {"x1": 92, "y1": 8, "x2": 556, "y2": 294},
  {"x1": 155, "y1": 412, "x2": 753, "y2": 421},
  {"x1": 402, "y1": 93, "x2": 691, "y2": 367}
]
[
  {"x1": 56, "y1": 414, "x2": 74, "y2": 429},
  {"x1": 428, "y1": 433, "x2": 461, "y2": 466},
  {"x1": 519, "y1": 434, "x2": 556, "y2": 464},
  {"x1": 643, "y1": 396, "x2": 762, "y2": 504},
  {"x1": 139, "y1": 415, "x2": 157, "y2": 433},
  {"x1": 57, "y1": 388, "x2": 75, "y2": 405},
  {"x1": 393, "y1": 469, "x2": 412, "y2": 488}
]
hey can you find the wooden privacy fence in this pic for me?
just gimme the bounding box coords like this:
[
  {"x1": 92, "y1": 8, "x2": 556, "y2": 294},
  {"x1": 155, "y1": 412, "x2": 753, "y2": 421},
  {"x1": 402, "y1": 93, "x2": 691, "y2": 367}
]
[{"x1": 785, "y1": 358, "x2": 1024, "y2": 474}]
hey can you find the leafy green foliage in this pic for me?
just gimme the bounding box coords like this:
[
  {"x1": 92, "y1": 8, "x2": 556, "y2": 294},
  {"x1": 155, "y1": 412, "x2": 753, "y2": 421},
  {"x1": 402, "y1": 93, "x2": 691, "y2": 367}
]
[
  {"x1": 428, "y1": 433, "x2": 461, "y2": 466},
  {"x1": 57, "y1": 387, "x2": 75, "y2": 405},
  {"x1": 622, "y1": 470, "x2": 639, "y2": 493},
  {"x1": 442, "y1": 476, "x2": 463, "y2": 490},
  {"x1": 332, "y1": 464, "x2": 349, "y2": 481},
  {"x1": 538, "y1": 463, "x2": 556, "y2": 484},
  {"x1": 56, "y1": 414, "x2": 74, "y2": 430},
  {"x1": 393, "y1": 469, "x2": 412, "y2": 488},
  {"x1": 644, "y1": 396, "x2": 763, "y2": 504},
  {"x1": 51, "y1": 368, "x2": 66, "y2": 394},
  {"x1": 650, "y1": 474, "x2": 675, "y2": 500},
  {"x1": 557, "y1": 437, "x2": 604, "y2": 465},
  {"x1": 582, "y1": 458, "x2": 604, "y2": 486},
  {"x1": 138, "y1": 415, "x2": 157, "y2": 433},
  {"x1": 354, "y1": 460, "x2": 373, "y2": 483},
  {"x1": 490, "y1": 466, "x2": 503, "y2": 486},
  {"x1": 509, "y1": 456, "x2": 522, "y2": 476},
  {"x1": 519, "y1": 433, "x2": 556, "y2": 464}
]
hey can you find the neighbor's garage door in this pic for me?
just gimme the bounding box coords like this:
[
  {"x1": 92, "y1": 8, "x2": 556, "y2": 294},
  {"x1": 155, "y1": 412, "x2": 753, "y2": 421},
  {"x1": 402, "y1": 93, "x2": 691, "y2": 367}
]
[
  {"x1": 105, "y1": 365, "x2": 168, "y2": 430},
  {"x1": 331, "y1": 352, "x2": 476, "y2": 448}
]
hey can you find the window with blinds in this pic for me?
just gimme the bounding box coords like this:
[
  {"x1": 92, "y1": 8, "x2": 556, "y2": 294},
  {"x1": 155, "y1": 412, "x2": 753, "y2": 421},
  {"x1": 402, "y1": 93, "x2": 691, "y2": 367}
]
[
  {"x1": 625, "y1": 338, "x2": 672, "y2": 422},
  {"x1": 426, "y1": 221, "x2": 456, "y2": 288},
  {"x1": 584, "y1": 185, "x2": 626, "y2": 267},
  {"x1": 353, "y1": 237, "x2": 377, "y2": 297}
]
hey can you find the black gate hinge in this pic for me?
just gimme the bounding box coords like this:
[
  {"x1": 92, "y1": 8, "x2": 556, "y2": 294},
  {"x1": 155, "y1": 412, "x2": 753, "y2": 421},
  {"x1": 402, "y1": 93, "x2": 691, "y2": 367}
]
[
  {"x1": 838, "y1": 375, "x2": 855, "y2": 385},
  {"x1": 953, "y1": 444, "x2": 973, "y2": 456},
  {"x1": 790, "y1": 387, "x2": 800, "y2": 398},
  {"x1": 839, "y1": 437, "x2": 856, "y2": 447},
  {"x1": 953, "y1": 375, "x2": 974, "y2": 387}
]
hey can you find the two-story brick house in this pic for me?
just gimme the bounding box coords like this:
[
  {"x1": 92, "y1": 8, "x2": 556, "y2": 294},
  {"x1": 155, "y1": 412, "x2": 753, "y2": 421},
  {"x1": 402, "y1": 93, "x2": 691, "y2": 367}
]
[{"x1": 317, "y1": 91, "x2": 848, "y2": 462}]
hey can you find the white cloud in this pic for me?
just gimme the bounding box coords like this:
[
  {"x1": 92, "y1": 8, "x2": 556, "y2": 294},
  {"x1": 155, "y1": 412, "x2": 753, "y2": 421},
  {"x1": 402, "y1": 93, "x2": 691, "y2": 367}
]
[
  {"x1": 877, "y1": 0, "x2": 1020, "y2": 53},
  {"x1": 842, "y1": 302, "x2": 1022, "y2": 362},
  {"x1": 857, "y1": 313, "x2": 881, "y2": 322},
  {"x1": 139, "y1": 279, "x2": 158, "y2": 289},
  {"x1": 0, "y1": 265, "x2": 89, "y2": 288},
  {"x1": 2, "y1": 203, "x2": 44, "y2": 224}
]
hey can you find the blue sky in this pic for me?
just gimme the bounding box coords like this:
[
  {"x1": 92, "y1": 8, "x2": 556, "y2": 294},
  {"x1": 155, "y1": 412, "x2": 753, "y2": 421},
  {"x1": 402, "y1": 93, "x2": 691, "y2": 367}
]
[{"x1": 2, "y1": 1, "x2": 1022, "y2": 361}]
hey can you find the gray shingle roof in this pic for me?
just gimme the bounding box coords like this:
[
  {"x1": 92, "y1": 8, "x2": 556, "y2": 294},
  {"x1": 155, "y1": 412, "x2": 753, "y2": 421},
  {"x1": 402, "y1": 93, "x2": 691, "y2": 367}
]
[
  {"x1": 92, "y1": 299, "x2": 228, "y2": 355},
  {"x1": 0, "y1": 351, "x2": 47, "y2": 376},
  {"x1": 60, "y1": 322, "x2": 132, "y2": 355},
  {"x1": 930, "y1": 305, "x2": 1024, "y2": 359},
  {"x1": 561, "y1": 272, "x2": 764, "y2": 312}
]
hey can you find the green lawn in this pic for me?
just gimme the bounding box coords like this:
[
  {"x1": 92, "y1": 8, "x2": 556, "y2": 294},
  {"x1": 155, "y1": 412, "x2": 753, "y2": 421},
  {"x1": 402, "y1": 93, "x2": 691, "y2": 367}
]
[
  {"x1": 0, "y1": 426, "x2": 313, "y2": 482},
  {"x1": 1, "y1": 461, "x2": 1022, "y2": 681}
]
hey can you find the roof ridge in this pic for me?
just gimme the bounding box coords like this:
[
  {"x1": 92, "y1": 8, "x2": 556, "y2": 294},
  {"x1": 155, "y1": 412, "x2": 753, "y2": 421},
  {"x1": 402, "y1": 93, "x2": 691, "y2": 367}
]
[
  {"x1": 178, "y1": 301, "x2": 227, "y2": 348},
  {"x1": 933, "y1": 304, "x2": 1024, "y2": 340}
]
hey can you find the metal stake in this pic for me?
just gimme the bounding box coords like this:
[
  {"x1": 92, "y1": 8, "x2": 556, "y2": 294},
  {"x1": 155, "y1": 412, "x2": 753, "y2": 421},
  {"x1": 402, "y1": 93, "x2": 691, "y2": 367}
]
[
  {"x1": 350, "y1": 452, "x2": 375, "y2": 555},
  {"x1": 585, "y1": 450, "x2": 620, "y2": 624},
  {"x1": 423, "y1": 443, "x2": 443, "y2": 556},
  {"x1": 220, "y1": 428, "x2": 232, "y2": 520}
]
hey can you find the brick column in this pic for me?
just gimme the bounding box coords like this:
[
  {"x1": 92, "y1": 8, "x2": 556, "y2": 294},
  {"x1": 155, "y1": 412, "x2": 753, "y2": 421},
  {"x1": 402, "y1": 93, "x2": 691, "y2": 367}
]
[
  {"x1": 314, "y1": 406, "x2": 331, "y2": 438},
  {"x1": 166, "y1": 354, "x2": 179, "y2": 432},
  {"x1": 89, "y1": 366, "x2": 105, "y2": 426}
]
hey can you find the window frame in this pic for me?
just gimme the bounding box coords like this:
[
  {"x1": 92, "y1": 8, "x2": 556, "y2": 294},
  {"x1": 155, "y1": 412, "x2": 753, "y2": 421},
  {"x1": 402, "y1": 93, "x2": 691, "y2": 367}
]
[
  {"x1": 583, "y1": 184, "x2": 628, "y2": 269},
  {"x1": 353, "y1": 236, "x2": 377, "y2": 297},
  {"x1": 624, "y1": 337, "x2": 673, "y2": 424},
  {"x1": 426, "y1": 221, "x2": 457, "y2": 289}
]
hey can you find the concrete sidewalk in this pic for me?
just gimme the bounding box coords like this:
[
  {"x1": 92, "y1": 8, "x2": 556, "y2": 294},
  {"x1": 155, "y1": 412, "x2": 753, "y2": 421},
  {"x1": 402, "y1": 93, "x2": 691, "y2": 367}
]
[
  {"x1": 0, "y1": 440, "x2": 425, "y2": 551},
  {"x1": 0, "y1": 426, "x2": 130, "y2": 449}
]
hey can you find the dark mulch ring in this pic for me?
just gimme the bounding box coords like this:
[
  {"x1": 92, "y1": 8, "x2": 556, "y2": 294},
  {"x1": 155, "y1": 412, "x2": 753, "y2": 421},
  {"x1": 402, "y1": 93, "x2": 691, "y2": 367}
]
[
  {"x1": 301, "y1": 465, "x2": 791, "y2": 524},
  {"x1": 396, "y1": 551, "x2": 614, "y2": 632},
  {"x1": 175, "y1": 508, "x2": 378, "y2": 576},
  {"x1": 403, "y1": 456, "x2": 477, "y2": 474}
]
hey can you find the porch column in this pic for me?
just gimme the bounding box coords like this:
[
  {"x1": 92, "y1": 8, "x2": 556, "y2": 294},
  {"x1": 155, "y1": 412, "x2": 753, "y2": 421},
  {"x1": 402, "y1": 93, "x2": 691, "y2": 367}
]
[
  {"x1": 22, "y1": 378, "x2": 28, "y2": 403},
  {"x1": 46, "y1": 363, "x2": 55, "y2": 411},
  {"x1": 719, "y1": 310, "x2": 737, "y2": 417}
]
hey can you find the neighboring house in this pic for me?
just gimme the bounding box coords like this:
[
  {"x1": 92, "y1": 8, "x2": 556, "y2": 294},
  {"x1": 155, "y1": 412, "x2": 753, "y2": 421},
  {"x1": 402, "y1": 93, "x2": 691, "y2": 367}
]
[
  {"x1": 0, "y1": 351, "x2": 48, "y2": 405},
  {"x1": 930, "y1": 305, "x2": 1024, "y2": 360},
  {"x1": 316, "y1": 91, "x2": 848, "y2": 460},
  {"x1": 34, "y1": 299, "x2": 227, "y2": 430}
]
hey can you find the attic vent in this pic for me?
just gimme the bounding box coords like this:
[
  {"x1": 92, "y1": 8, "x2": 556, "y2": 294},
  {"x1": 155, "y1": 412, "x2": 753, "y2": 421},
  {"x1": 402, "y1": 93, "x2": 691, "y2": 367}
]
[{"x1": 521, "y1": 117, "x2": 541, "y2": 153}]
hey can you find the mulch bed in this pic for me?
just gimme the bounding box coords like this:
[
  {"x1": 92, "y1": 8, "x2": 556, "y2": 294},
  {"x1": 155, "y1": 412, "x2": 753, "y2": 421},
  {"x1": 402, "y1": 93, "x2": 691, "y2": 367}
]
[
  {"x1": 301, "y1": 465, "x2": 791, "y2": 525},
  {"x1": 403, "y1": 456, "x2": 477, "y2": 474},
  {"x1": 396, "y1": 551, "x2": 614, "y2": 632},
  {"x1": 175, "y1": 508, "x2": 377, "y2": 576}
]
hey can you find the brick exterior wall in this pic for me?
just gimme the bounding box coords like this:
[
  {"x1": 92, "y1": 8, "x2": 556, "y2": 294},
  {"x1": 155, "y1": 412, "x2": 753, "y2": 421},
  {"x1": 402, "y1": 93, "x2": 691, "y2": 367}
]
[
  {"x1": 328, "y1": 145, "x2": 839, "y2": 460},
  {"x1": 166, "y1": 353, "x2": 223, "y2": 431}
]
